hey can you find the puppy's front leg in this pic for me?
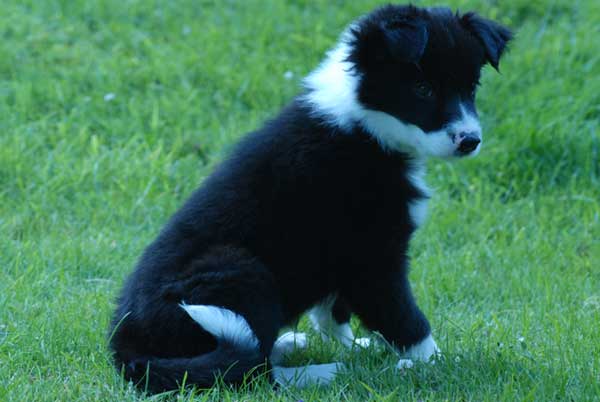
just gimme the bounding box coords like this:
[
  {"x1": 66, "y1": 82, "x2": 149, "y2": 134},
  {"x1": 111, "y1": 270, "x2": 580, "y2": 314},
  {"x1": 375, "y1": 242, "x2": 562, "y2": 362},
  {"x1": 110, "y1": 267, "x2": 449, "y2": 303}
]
[
  {"x1": 309, "y1": 295, "x2": 371, "y2": 348},
  {"x1": 344, "y1": 270, "x2": 440, "y2": 366}
]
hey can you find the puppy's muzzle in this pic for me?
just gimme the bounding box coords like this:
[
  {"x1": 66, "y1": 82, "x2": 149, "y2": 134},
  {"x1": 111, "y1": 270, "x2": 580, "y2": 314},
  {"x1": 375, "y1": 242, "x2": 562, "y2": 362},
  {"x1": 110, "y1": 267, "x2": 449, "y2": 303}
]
[{"x1": 455, "y1": 132, "x2": 481, "y2": 155}]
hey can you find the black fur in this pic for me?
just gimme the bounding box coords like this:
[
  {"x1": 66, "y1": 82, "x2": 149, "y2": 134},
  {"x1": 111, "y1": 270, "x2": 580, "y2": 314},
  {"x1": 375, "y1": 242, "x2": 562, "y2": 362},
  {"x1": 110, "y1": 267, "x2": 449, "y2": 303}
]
[
  {"x1": 109, "y1": 4, "x2": 511, "y2": 393},
  {"x1": 461, "y1": 11, "x2": 513, "y2": 70},
  {"x1": 350, "y1": 5, "x2": 512, "y2": 133}
]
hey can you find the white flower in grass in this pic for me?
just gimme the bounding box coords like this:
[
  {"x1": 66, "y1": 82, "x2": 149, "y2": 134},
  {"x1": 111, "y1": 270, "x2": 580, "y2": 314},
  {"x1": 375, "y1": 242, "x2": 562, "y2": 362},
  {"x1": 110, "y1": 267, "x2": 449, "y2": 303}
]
[
  {"x1": 103, "y1": 93, "x2": 116, "y2": 102},
  {"x1": 284, "y1": 71, "x2": 294, "y2": 80}
]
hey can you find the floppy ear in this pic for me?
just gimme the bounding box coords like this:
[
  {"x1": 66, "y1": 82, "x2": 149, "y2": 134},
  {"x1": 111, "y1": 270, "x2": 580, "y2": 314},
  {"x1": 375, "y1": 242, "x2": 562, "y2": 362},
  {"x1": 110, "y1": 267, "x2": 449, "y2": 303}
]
[
  {"x1": 350, "y1": 9, "x2": 428, "y2": 69},
  {"x1": 381, "y1": 17, "x2": 428, "y2": 64},
  {"x1": 461, "y1": 12, "x2": 513, "y2": 70}
]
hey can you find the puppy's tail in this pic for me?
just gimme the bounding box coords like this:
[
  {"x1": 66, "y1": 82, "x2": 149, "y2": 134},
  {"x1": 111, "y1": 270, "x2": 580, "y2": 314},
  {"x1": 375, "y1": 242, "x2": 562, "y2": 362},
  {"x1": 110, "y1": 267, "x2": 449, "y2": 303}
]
[{"x1": 124, "y1": 304, "x2": 266, "y2": 393}]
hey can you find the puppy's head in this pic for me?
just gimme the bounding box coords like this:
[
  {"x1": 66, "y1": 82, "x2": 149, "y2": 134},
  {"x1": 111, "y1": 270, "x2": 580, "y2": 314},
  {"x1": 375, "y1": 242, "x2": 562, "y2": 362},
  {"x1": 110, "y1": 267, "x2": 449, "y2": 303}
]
[{"x1": 304, "y1": 5, "x2": 512, "y2": 158}]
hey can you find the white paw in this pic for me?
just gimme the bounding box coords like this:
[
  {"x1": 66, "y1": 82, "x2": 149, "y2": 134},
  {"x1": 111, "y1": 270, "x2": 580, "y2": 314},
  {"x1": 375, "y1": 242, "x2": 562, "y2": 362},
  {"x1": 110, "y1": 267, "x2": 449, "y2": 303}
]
[
  {"x1": 353, "y1": 337, "x2": 371, "y2": 348},
  {"x1": 402, "y1": 334, "x2": 441, "y2": 363},
  {"x1": 396, "y1": 358, "x2": 414, "y2": 369},
  {"x1": 270, "y1": 332, "x2": 308, "y2": 364},
  {"x1": 275, "y1": 331, "x2": 308, "y2": 350},
  {"x1": 272, "y1": 362, "x2": 345, "y2": 387}
]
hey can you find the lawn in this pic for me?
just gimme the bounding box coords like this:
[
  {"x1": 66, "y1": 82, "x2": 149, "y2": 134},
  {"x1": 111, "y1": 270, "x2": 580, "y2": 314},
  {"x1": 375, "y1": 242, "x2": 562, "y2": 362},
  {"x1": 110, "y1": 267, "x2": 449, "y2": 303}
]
[{"x1": 1, "y1": 0, "x2": 599, "y2": 400}]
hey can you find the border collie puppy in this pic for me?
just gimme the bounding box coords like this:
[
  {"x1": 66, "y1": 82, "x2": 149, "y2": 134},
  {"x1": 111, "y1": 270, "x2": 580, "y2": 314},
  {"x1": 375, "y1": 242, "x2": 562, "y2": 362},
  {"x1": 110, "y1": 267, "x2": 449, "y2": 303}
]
[{"x1": 110, "y1": 4, "x2": 511, "y2": 393}]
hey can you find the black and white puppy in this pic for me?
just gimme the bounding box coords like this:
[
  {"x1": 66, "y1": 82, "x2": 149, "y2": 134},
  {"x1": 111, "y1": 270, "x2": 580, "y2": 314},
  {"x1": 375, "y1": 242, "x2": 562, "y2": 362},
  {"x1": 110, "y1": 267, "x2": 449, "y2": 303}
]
[{"x1": 109, "y1": 4, "x2": 512, "y2": 393}]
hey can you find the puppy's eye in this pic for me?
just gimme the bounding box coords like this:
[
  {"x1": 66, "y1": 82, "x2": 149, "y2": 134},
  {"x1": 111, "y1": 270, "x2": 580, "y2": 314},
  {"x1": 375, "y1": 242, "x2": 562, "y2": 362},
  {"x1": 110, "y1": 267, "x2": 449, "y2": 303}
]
[{"x1": 413, "y1": 81, "x2": 435, "y2": 99}]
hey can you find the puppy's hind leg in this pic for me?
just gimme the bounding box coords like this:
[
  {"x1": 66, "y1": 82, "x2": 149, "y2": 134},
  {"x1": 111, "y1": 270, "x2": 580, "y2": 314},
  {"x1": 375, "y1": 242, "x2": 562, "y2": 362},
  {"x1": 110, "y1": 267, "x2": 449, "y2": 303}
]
[
  {"x1": 270, "y1": 331, "x2": 308, "y2": 365},
  {"x1": 270, "y1": 332, "x2": 345, "y2": 387},
  {"x1": 272, "y1": 362, "x2": 345, "y2": 388},
  {"x1": 309, "y1": 295, "x2": 370, "y2": 348},
  {"x1": 173, "y1": 247, "x2": 343, "y2": 388}
]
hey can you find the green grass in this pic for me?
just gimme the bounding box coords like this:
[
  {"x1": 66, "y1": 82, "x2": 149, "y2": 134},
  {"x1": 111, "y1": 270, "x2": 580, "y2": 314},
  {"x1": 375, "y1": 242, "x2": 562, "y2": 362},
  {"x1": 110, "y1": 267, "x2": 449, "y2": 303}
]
[{"x1": 1, "y1": 0, "x2": 599, "y2": 400}]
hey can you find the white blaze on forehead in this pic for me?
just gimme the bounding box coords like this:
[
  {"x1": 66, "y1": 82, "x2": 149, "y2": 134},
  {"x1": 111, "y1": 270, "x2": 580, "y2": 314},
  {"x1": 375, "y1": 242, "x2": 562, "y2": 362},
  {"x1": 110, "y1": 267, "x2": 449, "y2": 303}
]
[
  {"x1": 449, "y1": 105, "x2": 482, "y2": 139},
  {"x1": 448, "y1": 105, "x2": 482, "y2": 156}
]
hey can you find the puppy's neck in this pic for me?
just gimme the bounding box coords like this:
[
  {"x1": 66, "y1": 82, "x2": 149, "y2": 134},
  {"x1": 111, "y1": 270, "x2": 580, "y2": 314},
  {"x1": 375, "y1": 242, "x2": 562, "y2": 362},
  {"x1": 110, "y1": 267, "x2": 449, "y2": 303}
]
[
  {"x1": 302, "y1": 28, "x2": 362, "y2": 131},
  {"x1": 301, "y1": 29, "x2": 427, "y2": 159}
]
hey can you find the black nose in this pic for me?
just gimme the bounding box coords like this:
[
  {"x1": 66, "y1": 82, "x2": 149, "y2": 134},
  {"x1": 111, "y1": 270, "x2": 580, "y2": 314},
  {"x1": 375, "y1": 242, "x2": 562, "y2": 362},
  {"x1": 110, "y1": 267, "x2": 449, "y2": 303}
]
[{"x1": 458, "y1": 134, "x2": 481, "y2": 154}]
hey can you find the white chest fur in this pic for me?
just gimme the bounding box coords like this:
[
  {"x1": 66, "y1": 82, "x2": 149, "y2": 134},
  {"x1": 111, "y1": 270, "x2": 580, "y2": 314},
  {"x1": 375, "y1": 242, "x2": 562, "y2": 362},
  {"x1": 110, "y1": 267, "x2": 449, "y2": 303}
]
[{"x1": 407, "y1": 163, "x2": 431, "y2": 227}]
